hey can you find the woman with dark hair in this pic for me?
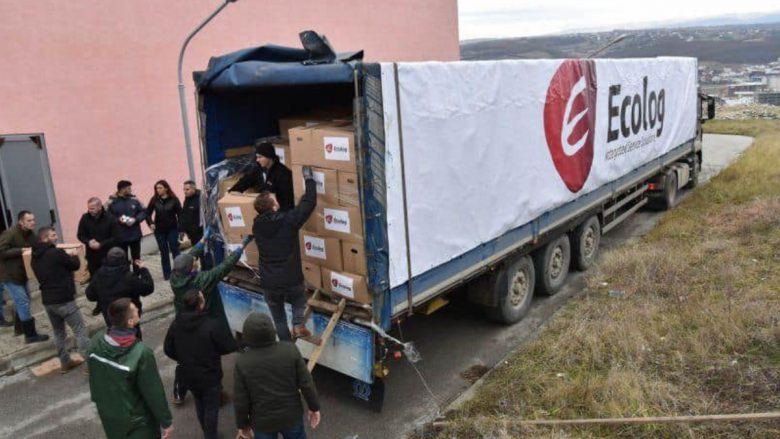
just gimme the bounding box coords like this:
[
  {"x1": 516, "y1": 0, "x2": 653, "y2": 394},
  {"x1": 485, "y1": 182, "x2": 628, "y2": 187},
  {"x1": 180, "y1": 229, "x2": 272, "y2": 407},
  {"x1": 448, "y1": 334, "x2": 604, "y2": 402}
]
[{"x1": 147, "y1": 180, "x2": 183, "y2": 280}]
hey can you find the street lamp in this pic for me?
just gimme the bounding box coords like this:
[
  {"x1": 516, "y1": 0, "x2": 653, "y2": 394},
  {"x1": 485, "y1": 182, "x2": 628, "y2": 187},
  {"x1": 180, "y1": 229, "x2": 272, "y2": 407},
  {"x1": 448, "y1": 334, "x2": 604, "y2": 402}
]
[
  {"x1": 586, "y1": 33, "x2": 631, "y2": 58},
  {"x1": 177, "y1": 0, "x2": 239, "y2": 182}
]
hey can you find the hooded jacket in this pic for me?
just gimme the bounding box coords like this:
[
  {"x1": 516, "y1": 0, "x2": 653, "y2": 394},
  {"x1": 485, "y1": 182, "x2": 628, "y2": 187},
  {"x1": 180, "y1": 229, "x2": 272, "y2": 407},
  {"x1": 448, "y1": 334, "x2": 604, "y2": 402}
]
[
  {"x1": 169, "y1": 244, "x2": 240, "y2": 329},
  {"x1": 229, "y1": 160, "x2": 295, "y2": 211},
  {"x1": 76, "y1": 208, "x2": 120, "y2": 268},
  {"x1": 86, "y1": 256, "x2": 154, "y2": 323},
  {"x1": 252, "y1": 178, "x2": 316, "y2": 289},
  {"x1": 234, "y1": 312, "x2": 320, "y2": 433},
  {"x1": 107, "y1": 193, "x2": 148, "y2": 243},
  {"x1": 88, "y1": 329, "x2": 172, "y2": 439},
  {"x1": 163, "y1": 310, "x2": 238, "y2": 388},
  {"x1": 179, "y1": 190, "x2": 202, "y2": 240},
  {"x1": 0, "y1": 224, "x2": 36, "y2": 283},
  {"x1": 30, "y1": 242, "x2": 80, "y2": 305},
  {"x1": 146, "y1": 195, "x2": 182, "y2": 233}
]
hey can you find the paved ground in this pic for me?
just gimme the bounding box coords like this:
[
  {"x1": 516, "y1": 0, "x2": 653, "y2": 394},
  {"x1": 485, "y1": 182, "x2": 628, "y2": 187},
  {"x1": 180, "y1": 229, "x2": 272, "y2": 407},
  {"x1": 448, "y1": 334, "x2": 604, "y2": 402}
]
[{"x1": 0, "y1": 134, "x2": 754, "y2": 439}]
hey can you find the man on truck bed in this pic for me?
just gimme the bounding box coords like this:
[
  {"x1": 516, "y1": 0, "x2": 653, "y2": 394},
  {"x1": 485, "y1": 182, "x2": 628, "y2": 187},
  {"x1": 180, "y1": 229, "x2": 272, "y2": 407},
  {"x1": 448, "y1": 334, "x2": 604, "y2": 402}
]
[
  {"x1": 229, "y1": 141, "x2": 295, "y2": 211},
  {"x1": 253, "y1": 165, "x2": 316, "y2": 341}
]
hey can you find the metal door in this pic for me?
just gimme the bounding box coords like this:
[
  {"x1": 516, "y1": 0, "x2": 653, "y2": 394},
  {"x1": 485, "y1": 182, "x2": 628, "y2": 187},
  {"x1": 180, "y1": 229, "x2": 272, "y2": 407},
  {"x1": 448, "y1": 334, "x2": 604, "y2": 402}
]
[{"x1": 0, "y1": 135, "x2": 61, "y2": 234}]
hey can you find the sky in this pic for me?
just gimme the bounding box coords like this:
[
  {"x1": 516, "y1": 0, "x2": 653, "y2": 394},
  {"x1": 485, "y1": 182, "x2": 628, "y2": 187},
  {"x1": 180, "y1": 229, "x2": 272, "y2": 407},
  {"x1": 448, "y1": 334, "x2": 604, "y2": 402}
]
[{"x1": 458, "y1": 0, "x2": 780, "y2": 40}]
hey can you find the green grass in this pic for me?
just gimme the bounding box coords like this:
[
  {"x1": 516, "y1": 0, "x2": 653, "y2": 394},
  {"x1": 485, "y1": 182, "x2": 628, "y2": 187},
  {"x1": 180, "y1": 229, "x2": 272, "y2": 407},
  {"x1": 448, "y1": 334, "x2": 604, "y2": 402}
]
[{"x1": 431, "y1": 120, "x2": 780, "y2": 438}]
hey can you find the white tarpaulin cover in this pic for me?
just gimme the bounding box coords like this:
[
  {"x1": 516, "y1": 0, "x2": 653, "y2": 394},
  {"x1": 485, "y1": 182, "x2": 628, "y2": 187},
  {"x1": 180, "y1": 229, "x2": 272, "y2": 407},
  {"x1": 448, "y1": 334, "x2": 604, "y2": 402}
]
[{"x1": 382, "y1": 58, "x2": 698, "y2": 289}]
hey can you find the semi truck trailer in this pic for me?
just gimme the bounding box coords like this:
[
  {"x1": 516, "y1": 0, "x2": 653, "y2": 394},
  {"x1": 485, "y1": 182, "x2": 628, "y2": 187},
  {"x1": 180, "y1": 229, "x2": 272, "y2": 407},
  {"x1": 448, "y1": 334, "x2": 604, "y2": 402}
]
[{"x1": 194, "y1": 39, "x2": 715, "y2": 410}]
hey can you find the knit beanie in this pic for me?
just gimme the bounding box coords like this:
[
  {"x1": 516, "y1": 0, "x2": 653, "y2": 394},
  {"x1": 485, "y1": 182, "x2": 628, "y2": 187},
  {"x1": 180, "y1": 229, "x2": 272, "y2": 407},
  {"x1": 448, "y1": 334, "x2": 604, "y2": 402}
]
[
  {"x1": 173, "y1": 253, "x2": 195, "y2": 275},
  {"x1": 254, "y1": 141, "x2": 277, "y2": 160},
  {"x1": 105, "y1": 247, "x2": 126, "y2": 266}
]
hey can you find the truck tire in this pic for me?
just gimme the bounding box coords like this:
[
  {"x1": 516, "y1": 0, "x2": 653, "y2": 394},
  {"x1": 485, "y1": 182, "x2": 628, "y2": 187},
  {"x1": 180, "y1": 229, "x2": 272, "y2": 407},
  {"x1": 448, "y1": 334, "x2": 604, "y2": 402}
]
[
  {"x1": 533, "y1": 235, "x2": 571, "y2": 296},
  {"x1": 484, "y1": 255, "x2": 535, "y2": 324},
  {"x1": 571, "y1": 216, "x2": 600, "y2": 271},
  {"x1": 649, "y1": 170, "x2": 678, "y2": 211}
]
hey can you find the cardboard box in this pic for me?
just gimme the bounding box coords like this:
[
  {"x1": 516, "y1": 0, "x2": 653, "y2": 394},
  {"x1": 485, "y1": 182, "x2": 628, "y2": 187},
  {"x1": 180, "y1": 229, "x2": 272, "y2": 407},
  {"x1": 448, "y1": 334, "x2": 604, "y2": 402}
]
[
  {"x1": 279, "y1": 118, "x2": 326, "y2": 138},
  {"x1": 225, "y1": 239, "x2": 260, "y2": 269},
  {"x1": 224, "y1": 139, "x2": 291, "y2": 166},
  {"x1": 218, "y1": 193, "x2": 258, "y2": 241},
  {"x1": 23, "y1": 243, "x2": 89, "y2": 284},
  {"x1": 321, "y1": 268, "x2": 371, "y2": 304},
  {"x1": 299, "y1": 232, "x2": 342, "y2": 271},
  {"x1": 315, "y1": 203, "x2": 364, "y2": 243},
  {"x1": 218, "y1": 174, "x2": 243, "y2": 198},
  {"x1": 290, "y1": 124, "x2": 357, "y2": 172},
  {"x1": 341, "y1": 240, "x2": 367, "y2": 276},
  {"x1": 292, "y1": 165, "x2": 338, "y2": 204},
  {"x1": 302, "y1": 261, "x2": 322, "y2": 289},
  {"x1": 337, "y1": 171, "x2": 359, "y2": 207}
]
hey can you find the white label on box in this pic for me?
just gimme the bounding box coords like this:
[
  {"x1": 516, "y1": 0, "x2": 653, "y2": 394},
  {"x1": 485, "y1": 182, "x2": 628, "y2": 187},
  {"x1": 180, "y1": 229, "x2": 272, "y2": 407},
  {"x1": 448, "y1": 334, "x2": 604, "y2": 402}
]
[
  {"x1": 226, "y1": 243, "x2": 248, "y2": 264},
  {"x1": 224, "y1": 207, "x2": 246, "y2": 228},
  {"x1": 302, "y1": 235, "x2": 327, "y2": 260},
  {"x1": 300, "y1": 171, "x2": 327, "y2": 195},
  {"x1": 275, "y1": 146, "x2": 286, "y2": 165},
  {"x1": 323, "y1": 208, "x2": 350, "y2": 234},
  {"x1": 330, "y1": 271, "x2": 355, "y2": 299},
  {"x1": 323, "y1": 136, "x2": 350, "y2": 161}
]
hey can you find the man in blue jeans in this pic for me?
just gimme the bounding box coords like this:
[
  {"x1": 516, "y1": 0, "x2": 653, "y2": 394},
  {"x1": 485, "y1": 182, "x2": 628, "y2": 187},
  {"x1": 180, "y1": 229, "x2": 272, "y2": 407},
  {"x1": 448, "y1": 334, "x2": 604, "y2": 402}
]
[{"x1": 0, "y1": 211, "x2": 49, "y2": 343}]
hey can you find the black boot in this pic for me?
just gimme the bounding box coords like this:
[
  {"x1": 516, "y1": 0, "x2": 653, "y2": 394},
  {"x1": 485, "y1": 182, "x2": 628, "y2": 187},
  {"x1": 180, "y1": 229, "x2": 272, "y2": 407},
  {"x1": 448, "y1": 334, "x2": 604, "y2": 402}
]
[
  {"x1": 23, "y1": 318, "x2": 50, "y2": 344},
  {"x1": 14, "y1": 312, "x2": 23, "y2": 336}
]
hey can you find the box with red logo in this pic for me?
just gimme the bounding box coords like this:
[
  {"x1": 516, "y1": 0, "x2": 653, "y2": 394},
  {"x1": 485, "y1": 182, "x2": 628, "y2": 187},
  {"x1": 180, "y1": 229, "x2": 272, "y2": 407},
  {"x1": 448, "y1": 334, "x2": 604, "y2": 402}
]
[
  {"x1": 299, "y1": 231, "x2": 342, "y2": 272},
  {"x1": 321, "y1": 268, "x2": 371, "y2": 304},
  {"x1": 289, "y1": 124, "x2": 356, "y2": 172},
  {"x1": 292, "y1": 165, "x2": 339, "y2": 204},
  {"x1": 217, "y1": 193, "x2": 258, "y2": 241},
  {"x1": 337, "y1": 171, "x2": 359, "y2": 207},
  {"x1": 341, "y1": 240, "x2": 367, "y2": 276},
  {"x1": 315, "y1": 203, "x2": 363, "y2": 243},
  {"x1": 302, "y1": 261, "x2": 322, "y2": 289}
]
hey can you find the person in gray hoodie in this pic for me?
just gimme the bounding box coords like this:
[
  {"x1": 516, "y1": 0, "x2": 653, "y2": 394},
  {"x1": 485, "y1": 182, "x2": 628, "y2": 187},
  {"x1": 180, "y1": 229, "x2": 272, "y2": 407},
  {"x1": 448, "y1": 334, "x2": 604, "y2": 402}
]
[{"x1": 234, "y1": 312, "x2": 321, "y2": 439}]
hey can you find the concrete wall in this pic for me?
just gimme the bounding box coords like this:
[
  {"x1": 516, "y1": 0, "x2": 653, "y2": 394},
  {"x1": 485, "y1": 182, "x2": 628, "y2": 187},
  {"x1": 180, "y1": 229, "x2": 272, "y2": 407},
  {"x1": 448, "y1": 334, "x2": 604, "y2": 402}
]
[{"x1": 0, "y1": 0, "x2": 459, "y2": 241}]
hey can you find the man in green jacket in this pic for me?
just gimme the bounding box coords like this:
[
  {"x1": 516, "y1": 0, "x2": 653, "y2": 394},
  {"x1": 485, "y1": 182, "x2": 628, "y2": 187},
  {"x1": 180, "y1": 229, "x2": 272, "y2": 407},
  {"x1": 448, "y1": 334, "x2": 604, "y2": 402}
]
[
  {"x1": 87, "y1": 297, "x2": 173, "y2": 439},
  {"x1": 234, "y1": 312, "x2": 321, "y2": 439},
  {"x1": 169, "y1": 231, "x2": 251, "y2": 403},
  {"x1": 0, "y1": 210, "x2": 49, "y2": 343}
]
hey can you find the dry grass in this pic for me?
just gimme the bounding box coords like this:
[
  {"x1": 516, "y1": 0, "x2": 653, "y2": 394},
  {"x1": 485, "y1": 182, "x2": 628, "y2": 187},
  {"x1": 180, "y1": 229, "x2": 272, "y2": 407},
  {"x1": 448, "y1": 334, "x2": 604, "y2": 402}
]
[{"x1": 432, "y1": 121, "x2": 780, "y2": 438}]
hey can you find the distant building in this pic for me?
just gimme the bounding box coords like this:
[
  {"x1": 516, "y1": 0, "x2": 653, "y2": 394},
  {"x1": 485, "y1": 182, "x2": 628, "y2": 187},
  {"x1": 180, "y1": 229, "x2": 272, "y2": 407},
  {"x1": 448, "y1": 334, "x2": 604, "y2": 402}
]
[
  {"x1": 757, "y1": 92, "x2": 780, "y2": 107},
  {"x1": 767, "y1": 73, "x2": 780, "y2": 91}
]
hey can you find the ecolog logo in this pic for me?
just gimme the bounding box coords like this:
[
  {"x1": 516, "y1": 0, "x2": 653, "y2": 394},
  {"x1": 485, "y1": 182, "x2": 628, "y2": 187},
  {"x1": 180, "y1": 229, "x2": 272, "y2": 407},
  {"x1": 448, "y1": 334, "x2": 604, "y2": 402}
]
[
  {"x1": 543, "y1": 59, "x2": 597, "y2": 193},
  {"x1": 326, "y1": 143, "x2": 334, "y2": 153},
  {"x1": 305, "y1": 242, "x2": 312, "y2": 251},
  {"x1": 325, "y1": 214, "x2": 333, "y2": 224}
]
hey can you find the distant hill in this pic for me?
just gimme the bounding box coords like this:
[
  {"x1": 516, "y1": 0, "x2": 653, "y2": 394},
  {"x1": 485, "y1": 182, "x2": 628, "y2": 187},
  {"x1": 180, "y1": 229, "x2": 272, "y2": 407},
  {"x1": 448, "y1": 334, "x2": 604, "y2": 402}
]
[{"x1": 461, "y1": 22, "x2": 780, "y2": 64}]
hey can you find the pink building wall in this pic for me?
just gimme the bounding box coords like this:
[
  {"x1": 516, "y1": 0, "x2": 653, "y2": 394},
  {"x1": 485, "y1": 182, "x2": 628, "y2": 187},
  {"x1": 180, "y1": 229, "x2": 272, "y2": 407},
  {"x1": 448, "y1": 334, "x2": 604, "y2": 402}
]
[{"x1": 0, "y1": 0, "x2": 459, "y2": 241}]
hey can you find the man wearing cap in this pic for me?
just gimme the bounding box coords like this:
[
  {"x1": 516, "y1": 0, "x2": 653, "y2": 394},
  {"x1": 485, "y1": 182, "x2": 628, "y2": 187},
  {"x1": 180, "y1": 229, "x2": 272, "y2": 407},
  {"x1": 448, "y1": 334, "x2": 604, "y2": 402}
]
[
  {"x1": 229, "y1": 141, "x2": 294, "y2": 211},
  {"x1": 107, "y1": 180, "x2": 148, "y2": 267},
  {"x1": 169, "y1": 232, "x2": 250, "y2": 404}
]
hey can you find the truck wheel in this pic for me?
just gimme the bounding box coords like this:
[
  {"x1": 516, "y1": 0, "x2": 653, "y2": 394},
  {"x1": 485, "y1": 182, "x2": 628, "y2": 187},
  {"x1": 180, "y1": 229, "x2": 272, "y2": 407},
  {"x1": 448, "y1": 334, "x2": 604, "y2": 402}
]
[
  {"x1": 571, "y1": 216, "x2": 600, "y2": 271},
  {"x1": 484, "y1": 255, "x2": 535, "y2": 324},
  {"x1": 650, "y1": 170, "x2": 678, "y2": 211},
  {"x1": 534, "y1": 235, "x2": 570, "y2": 296}
]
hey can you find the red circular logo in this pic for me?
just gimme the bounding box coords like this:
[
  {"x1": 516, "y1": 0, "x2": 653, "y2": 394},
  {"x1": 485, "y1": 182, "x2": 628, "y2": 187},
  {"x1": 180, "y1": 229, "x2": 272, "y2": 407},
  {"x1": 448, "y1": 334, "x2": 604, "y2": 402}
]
[
  {"x1": 325, "y1": 215, "x2": 333, "y2": 224},
  {"x1": 305, "y1": 242, "x2": 312, "y2": 250},
  {"x1": 331, "y1": 279, "x2": 339, "y2": 287},
  {"x1": 326, "y1": 143, "x2": 334, "y2": 153},
  {"x1": 543, "y1": 59, "x2": 597, "y2": 193}
]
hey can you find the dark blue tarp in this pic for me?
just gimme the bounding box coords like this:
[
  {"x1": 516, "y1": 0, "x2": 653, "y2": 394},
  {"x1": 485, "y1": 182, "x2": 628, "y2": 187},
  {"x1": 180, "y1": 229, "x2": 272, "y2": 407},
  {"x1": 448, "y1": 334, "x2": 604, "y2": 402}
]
[{"x1": 196, "y1": 44, "x2": 359, "y2": 91}]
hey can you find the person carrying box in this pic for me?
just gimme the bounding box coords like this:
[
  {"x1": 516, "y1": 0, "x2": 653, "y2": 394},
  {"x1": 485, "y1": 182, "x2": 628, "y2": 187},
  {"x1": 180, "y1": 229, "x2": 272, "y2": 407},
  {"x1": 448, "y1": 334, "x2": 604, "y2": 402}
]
[
  {"x1": 229, "y1": 141, "x2": 295, "y2": 211},
  {"x1": 253, "y1": 166, "x2": 317, "y2": 341}
]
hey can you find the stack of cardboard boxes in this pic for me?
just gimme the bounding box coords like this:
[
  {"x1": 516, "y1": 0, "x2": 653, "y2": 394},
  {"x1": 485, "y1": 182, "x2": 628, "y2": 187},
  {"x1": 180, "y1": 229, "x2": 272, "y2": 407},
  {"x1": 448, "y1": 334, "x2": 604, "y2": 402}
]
[
  {"x1": 214, "y1": 113, "x2": 370, "y2": 306},
  {"x1": 287, "y1": 120, "x2": 371, "y2": 305}
]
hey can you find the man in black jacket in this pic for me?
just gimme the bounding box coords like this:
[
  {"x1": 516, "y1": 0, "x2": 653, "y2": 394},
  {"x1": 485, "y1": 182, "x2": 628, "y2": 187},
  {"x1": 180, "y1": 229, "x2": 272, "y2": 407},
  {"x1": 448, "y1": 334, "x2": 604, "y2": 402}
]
[
  {"x1": 31, "y1": 227, "x2": 90, "y2": 373},
  {"x1": 179, "y1": 180, "x2": 211, "y2": 269},
  {"x1": 107, "y1": 180, "x2": 147, "y2": 266},
  {"x1": 253, "y1": 166, "x2": 316, "y2": 341},
  {"x1": 230, "y1": 141, "x2": 295, "y2": 211},
  {"x1": 86, "y1": 247, "x2": 154, "y2": 338},
  {"x1": 234, "y1": 312, "x2": 320, "y2": 439},
  {"x1": 164, "y1": 289, "x2": 238, "y2": 439},
  {"x1": 77, "y1": 197, "x2": 120, "y2": 278}
]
